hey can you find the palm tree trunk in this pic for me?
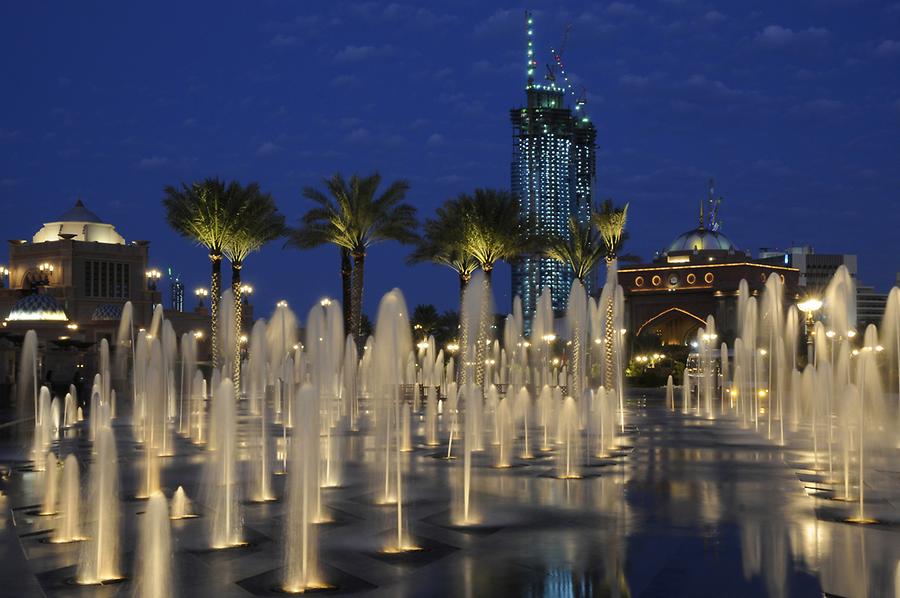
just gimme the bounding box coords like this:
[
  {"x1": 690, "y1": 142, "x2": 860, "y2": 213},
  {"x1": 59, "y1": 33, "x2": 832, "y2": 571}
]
[
  {"x1": 474, "y1": 266, "x2": 492, "y2": 387},
  {"x1": 231, "y1": 261, "x2": 243, "y2": 396},
  {"x1": 341, "y1": 248, "x2": 352, "y2": 333},
  {"x1": 604, "y1": 257, "x2": 615, "y2": 392},
  {"x1": 210, "y1": 251, "x2": 223, "y2": 369},
  {"x1": 458, "y1": 271, "x2": 470, "y2": 313},
  {"x1": 351, "y1": 250, "x2": 366, "y2": 350}
]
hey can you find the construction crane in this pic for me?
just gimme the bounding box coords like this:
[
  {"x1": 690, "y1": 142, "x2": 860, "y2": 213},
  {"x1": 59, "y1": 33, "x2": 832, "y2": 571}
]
[
  {"x1": 707, "y1": 179, "x2": 723, "y2": 232},
  {"x1": 550, "y1": 24, "x2": 587, "y2": 112}
]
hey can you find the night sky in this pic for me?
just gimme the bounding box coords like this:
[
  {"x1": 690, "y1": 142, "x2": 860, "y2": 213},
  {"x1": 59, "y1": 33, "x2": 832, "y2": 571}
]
[{"x1": 2, "y1": 1, "x2": 899, "y2": 319}]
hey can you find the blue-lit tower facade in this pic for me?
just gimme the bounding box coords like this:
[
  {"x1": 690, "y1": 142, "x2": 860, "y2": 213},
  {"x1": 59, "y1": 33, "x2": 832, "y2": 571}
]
[{"x1": 511, "y1": 13, "x2": 597, "y2": 326}]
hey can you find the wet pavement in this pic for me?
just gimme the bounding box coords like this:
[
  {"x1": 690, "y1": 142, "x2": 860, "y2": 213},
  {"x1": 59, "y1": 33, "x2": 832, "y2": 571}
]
[{"x1": 0, "y1": 393, "x2": 897, "y2": 597}]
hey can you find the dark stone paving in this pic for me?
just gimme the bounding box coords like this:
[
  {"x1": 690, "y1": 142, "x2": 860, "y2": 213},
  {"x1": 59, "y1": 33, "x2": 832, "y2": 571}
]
[{"x1": 0, "y1": 396, "x2": 897, "y2": 597}]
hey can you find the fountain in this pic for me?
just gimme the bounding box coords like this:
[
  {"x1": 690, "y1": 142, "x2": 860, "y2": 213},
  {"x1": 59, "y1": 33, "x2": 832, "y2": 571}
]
[
  {"x1": 514, "y1": 386, "x2": 532, "y2": 459},
  {"x1": 495, "y1": 396, "x2": 514, "y2": 468},
  {"x1": 52, "y1": 454, "x2": 83, "y2": 543},
  {"x1": 282, "y1": 383, "x2": 326, "y2": 592},
  {"x1": 557, "y1": 397, "x2": 581, "y2": 479},
  {"x1": 206, "y1": 378, "x2": 243, "y2": 548},
  {"x1": 134, "y1": 492, "x2": 174, "y2": 598},
  {"x1": 39, "y1": 452, "x2": 58, "y2": 515},
  {"x1": 77, "y1": 427, "x2": 121, "y2": 584},
  {"x1": 170, "y1": 486, "x2": 196, "y2": 520},
  {"x1": 666, "y1": 375, "x2": 674, "y2": 412}
]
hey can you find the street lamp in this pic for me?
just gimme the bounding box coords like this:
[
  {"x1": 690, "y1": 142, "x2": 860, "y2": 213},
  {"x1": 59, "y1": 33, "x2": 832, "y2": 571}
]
[
  {"x1": 240, "y1": 284, "x2": 254, "y2": 304},
  {"x1": 797, "y1": 297, "x2": 823, "y2": 364},
  {"x1": 194, "y1": 287, "x2": 208, "y2": 308},
  {"x1": 145, "y1": 268, "x2": 162, "y2": 290},
  {"x1": 37, "y1": 262, "x2": 54, "y2": 285}
]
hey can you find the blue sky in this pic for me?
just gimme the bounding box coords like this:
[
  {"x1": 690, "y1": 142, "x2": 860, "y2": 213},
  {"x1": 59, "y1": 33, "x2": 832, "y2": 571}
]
[{"x1": 1, "y1": 1, "x2": 898, "y2": 317}]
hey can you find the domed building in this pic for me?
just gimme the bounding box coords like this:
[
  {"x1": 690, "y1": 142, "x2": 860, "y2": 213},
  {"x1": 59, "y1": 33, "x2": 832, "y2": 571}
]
[
  {"x1": 617, "y1": 187, "x2": 799, "y2": 346},
  {"x1": 0, "y1": 200, "x2": 164, "y2": 403}
]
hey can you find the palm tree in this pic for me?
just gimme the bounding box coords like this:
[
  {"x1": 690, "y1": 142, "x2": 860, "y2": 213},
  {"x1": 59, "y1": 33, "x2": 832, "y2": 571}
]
[
  {"x1": 544, "y1": 216, "x2": 605, "y2": 284},
  {"x1": 223, "y1": 183, "x2": 285, "y2": 391},
  {"x1": 458, "y1": 188, "x2": 530, "y2": 279},
  {"x1": 408, "y1": 198, "x2": 479, "y2": 305},
  {"x1": 455, "y1": 188, "x2": 531, "y2": 385},
  {"x1": 163, "y1": 178, "x2": 240, "y2": 369},
  {"x1": 288, "y1": 173, "x2": 417, "y2": 347},
  {"x1": 592, "y1": 199, "x2": 629, "y2": 393},
  {"x1": 288, "y1": 191, "x2": 353, "y2": 332}
]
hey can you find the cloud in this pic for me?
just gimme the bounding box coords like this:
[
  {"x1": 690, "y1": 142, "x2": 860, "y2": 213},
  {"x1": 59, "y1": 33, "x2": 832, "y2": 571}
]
[
  {"x1": 1, "y1": 177, "x2": 20, "y2": 187},
  {"x1": 331, "y1": 74, "x2": 358, "y2": 87},
  {"x1": 803, "y1": 98, "x2": 844, "y2": 113},
  {"x1": 333, "y1": 44, "x2": 393, "y2": 63},
  {"x1": 339, "y1": 117, "x2": 362, "y2": 129},
  {"x1": 703, "y1": 10, "x2": 725, "y2": 24},
  {"x1": 619, "y1": 74, "x2": 651, "y2": 90},
  {"x1": 269, "y1": 34, "x2": 298, "y2": 47},
  {"x1": 0, "y1": 129, "x2": 18, "y2": 141},
  {"x1": 874, "y1": 40, "x2": 900, "y2": 57},
  {"x1": 474, "y1": 9, "x2": 519, "y2": 36},
  {"x1": 136, "y1": 156, "x2": 168, "y2": 170},
  {"x1": 426, "y1": 133, "x2": 445, "y2": 147},
  {"x1": 183, "y1": 117, "x2": 197, "y2": 127},
  {"x1": 606, "y1": 2, "x2": 644, "y2": 17},
  {"x1": 756, "y1": 25, "x2": 829, "y2": 49},
  {"x1": 57, "y1": 76, "x2": 71, "y2": 87},
  {"x1": 379, "y1": 4, "x2": 456, "y2": 27},
  {"x1": 256, "y1": 141, "x2": 281, "y2": 156},
  {"x1": 344, "y1": 128, "x2": 371, "y2": 143}
]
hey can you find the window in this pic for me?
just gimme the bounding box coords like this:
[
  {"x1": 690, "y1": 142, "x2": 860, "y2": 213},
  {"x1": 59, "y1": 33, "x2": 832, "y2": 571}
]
[{"x1": 84, "y1": 260, "x2": 131, "y2": 298}]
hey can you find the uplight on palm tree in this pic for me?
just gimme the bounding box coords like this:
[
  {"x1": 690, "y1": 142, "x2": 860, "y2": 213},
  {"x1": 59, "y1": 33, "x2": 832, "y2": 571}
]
[
  {"x1": 163, "y1": 178, "x2": 241, "y2": 369},
  {"x1": 288, "y1": 172, "x2": 417, "y2": 347},
  {"x1": 544, "y1": 217, "x2": 604, "y2": 284},
  {"x1": 223, "y1": 183, "x2": 285, "y2": 391}
]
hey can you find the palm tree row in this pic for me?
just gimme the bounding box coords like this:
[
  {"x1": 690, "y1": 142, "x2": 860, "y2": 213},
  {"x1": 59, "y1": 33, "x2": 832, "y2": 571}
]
[
  {"x1": 163, "y1": 178, "x2": 285, "y2": 391},
  {"x1": 163, "y1": 171, "x2": 627, "y2": 386}
]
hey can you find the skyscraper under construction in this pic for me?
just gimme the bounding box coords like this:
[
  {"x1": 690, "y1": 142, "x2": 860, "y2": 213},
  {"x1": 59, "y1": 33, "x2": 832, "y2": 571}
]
[{"x1": 511, "y1": 13, "x2": 597, "y2": 327}]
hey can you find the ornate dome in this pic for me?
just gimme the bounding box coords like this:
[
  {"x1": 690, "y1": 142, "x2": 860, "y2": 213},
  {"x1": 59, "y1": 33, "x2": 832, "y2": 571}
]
[
  {"x1": 667, "y1": 227, "x2": 735, "y2": 253},
  {"x1": 32, "y1": 199, "x2": 126, "y2": 244},
  {"x1": 6, "y1": 294, "x2": 68, "y2": 321},
  {"x1": 91, "y1": 303, "x2": 123, "y2": 321}
]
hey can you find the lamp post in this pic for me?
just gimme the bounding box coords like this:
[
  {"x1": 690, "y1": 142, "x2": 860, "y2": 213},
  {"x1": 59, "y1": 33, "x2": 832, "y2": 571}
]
[
  {"x1": 240, "y1": 284, "x2": 254, "y2": 305},
  {"x1": 38, "y1": 262, "x2": 54, "y2": 286},
  {"x1": 195, "y1": 287, "x2": 208, "y2": 309},
  {"x1": 797, "y1": 297, "x2": 823, "y2": 365},
  {"x1": 145, "y1": 268, "x2": 161, "y2": 291}
]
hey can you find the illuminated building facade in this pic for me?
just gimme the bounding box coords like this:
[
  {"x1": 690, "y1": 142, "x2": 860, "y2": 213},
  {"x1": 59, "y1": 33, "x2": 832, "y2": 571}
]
[
  {"x1": 0, "y1": 200, "x2": 225, "y2": 406},
  {"x1": 510, "y1": 13, "x2": 597, "y2": 328},
  {"x1": 618, "y1": 194, "x2": 799, "y2": 346}
]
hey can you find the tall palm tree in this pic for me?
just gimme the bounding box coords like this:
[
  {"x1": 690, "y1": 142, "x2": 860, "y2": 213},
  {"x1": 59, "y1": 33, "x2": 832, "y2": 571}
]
[
  {"x1": 456, "y1": 188, "x2": 531, "y2": 385},
  {"x1": 223, "y1": 184, "x2": 285, "y2": 392},
  {"x1": 163, "y1": 178, "x2": 240, "y2": 369},
  {"x1": 288, "y1": 173, "x2": 417, "y2": 347},
  {"x1": 288, "y1": 199, "x2": 353, "y2": 333},
  {"x1": 458, "y1": 189, "x2": 530, "y2": 279},
  {"x1": 408, "y1": 198, "x2": 479, "y2": 306},
  {"x1": 592, "y1": 199, "x2": 629, "y2": 392},
  {"x1": 544, "y1": 216, "x2": 605, "y2": 284}
]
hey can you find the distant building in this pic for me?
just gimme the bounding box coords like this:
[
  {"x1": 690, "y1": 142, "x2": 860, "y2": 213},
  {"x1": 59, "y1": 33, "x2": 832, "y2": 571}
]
[
  {"x1": 169, "y1": 268, "x2": 184, "y2": 312},
  {"x1": 857, "y1": 284, "x2": 888, "y2": 329},
  {"x1": 0, "y1": 200, "x2": 243, "y2": 408},
  {"x1": 619, "y1": 190, "x2": 799, "y2": 345},
  {"x1": 758, "y1": 245, "x2": 886, "y2": 329},
  {"x1": 758, "y1": 246, "x2": 857, "y2": 290},
  {"x1": 510, "y1": 12, "x2": 597, "y2": 328}
]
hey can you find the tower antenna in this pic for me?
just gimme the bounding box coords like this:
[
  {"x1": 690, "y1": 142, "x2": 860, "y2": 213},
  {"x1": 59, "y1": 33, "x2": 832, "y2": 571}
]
[{"x1": 525, "y1": 11, "x2": 536, "y2": 88}]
